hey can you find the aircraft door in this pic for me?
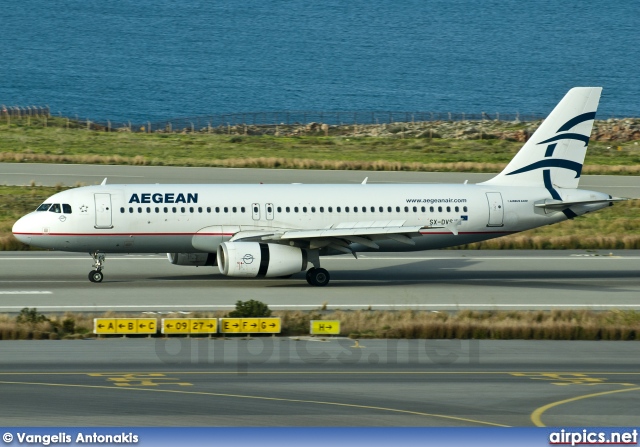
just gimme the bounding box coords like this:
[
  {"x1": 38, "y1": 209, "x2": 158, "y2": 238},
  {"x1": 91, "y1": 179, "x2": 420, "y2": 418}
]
[
  {"x1": 266, "y1": 203, "x2": 274, "y2": 220},
  {"x1": 94, "y1": 193, "x2": 113, "y2": 229},
  {"x1": 485, "y1": 192, "x2": 504, "y2": 227},
  {"x1": 252, "y1": 203, "x2": 260, "y2": 220}
]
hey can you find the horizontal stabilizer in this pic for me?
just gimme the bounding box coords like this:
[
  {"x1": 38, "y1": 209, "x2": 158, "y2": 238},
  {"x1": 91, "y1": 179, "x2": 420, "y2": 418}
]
[{"x1": 535, "y1": 197, "x2": 628, "y2": 210}]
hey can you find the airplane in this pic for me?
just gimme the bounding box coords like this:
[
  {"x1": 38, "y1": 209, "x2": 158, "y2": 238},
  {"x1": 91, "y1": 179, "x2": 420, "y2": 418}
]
[{"x1": 12, "y1": 87, "x2": 624, "y2": 286}]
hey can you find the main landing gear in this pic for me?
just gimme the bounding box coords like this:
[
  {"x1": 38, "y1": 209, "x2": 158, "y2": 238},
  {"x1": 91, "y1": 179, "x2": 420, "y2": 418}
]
[
  {"x1": 88, "y1": 252, "x2": 105, "y2": 283},
  {"x1": 306, "y1": 267, "x2": 330, "y2": 286}
]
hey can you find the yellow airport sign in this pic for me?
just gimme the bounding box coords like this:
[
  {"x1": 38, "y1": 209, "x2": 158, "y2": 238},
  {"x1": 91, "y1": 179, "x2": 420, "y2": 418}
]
[
  {"x1": 189, "y1": 319, "x2": 217, "y2": 334},
  {"x1": 94, "y1": 319, "x2": 117, "y2": 334},
  {"x1": 94, "y1": 318, "x2": 157, "y2": 335},
  {"x1": 258, "y1": 318, "x2": 281, "y2": 333},
  {"x1": 310, "y1": 320, "x2": 340, "y2": 335},
  {"x1": 220, "y1": 318, "x2": 243, "y2": 334},
  {"x1": 219, "y1": 318, "x2": 281, "y2": 334},
  {"x1": 162, "y1": 318, "x2": 218, "y2": 335}
]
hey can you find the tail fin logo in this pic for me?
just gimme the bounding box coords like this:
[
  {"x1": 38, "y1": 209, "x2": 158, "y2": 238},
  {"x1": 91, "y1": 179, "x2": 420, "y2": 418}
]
[{"x1": 506, "y1": 111, "x2": 595, "y2": 179}]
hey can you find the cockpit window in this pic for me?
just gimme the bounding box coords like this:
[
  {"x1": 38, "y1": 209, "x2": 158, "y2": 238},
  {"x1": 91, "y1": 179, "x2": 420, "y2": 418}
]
[
  {"x1": 49, "y1": 204, "x2": 61, "y2": 213},
  {"x1": 36, "y1": 203, "x2": 51, "y2": 212},
  {"x1": 62, "y1": 204, "x2": 72, "y2": 214}
]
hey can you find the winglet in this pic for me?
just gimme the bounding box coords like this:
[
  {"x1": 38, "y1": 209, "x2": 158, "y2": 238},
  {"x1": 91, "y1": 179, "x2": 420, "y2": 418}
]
[
  {"x1": 101, "y1": 178, "x2": 107, "y2": 185},
  {"x1": 361, "y1": 177, "x2": 368, "y2": 185}
]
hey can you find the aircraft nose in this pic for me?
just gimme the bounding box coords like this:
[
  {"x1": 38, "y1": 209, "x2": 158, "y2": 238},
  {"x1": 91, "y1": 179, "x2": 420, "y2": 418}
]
[{"x1": 12, "y1": 215, "x2": 34, "y2": 244}]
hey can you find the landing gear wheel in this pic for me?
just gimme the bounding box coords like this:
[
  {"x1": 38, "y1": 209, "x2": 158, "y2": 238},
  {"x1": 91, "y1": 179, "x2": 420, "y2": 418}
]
[
  {"x1": 306, "y1": 267, "x2": 330, "y2": 287},
  {"x1": 89, "y1": 270, "x2": 104, "y2": 283}
]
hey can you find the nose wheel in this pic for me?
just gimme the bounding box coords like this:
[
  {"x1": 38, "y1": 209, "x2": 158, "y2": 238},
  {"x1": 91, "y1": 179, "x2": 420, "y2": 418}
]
[
  {"x1": 89, "y1": 270, "x2": 104, "y2": 283},
  {"x1": 89, "y1": 252, "x2": 106, "y2": 283}
]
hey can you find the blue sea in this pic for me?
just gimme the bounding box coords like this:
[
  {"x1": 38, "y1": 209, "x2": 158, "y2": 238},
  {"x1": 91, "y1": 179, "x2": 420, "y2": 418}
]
[{"x1": 2, "y1": 0, "x2": 638, "y2": 123}]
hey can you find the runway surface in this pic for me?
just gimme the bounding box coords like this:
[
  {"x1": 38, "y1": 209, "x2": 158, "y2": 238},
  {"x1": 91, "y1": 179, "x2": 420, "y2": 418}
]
[
  {"x1": 2, "y1": 163, "x2": 639, "y2": 198},
  {"x1": 1, "y1": 250, "x2": 639, "y2": 312},
  {"x1": 0, "y1": 339, "x2": 638, "y2": 427}
]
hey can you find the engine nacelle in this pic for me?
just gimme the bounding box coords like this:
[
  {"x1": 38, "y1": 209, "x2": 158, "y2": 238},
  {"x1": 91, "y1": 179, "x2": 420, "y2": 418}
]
[
  {"x1": 217, "y1": 242, "x2": 307, "y2": 277},
  {"x1": 167, "y1": 253, "x2": 216, "y2": 266}
]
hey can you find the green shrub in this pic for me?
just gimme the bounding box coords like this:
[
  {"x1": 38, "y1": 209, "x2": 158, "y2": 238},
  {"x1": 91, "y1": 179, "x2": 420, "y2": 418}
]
[{"x1": 228, "y1": 300, "x2": 272, "y2": 318}]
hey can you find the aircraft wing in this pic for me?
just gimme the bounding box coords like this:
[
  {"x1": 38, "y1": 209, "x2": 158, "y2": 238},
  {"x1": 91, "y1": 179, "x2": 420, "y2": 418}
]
[{"x1": 229, "y1": 220, "x2": 460, "y2": 255}]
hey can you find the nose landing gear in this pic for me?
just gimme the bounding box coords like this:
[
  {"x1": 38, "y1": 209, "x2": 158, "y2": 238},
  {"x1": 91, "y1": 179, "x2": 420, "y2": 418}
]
[{"x1": 88, "y1": 252, "x2": 105, "y2": 283}]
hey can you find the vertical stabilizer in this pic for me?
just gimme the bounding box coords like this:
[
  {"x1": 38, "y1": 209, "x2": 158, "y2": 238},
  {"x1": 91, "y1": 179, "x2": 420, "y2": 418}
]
[{"x1": 482, "y1": 87, "x2": 601, "y2": 191}]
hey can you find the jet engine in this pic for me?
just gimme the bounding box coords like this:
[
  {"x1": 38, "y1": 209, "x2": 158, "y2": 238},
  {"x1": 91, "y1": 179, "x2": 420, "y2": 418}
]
[
  {"x1": 167, "y1": 253, "x2": 216, "y2": 266},
  {"x1": 217, "y1": 242, "x2": 307, "y2": 277}
]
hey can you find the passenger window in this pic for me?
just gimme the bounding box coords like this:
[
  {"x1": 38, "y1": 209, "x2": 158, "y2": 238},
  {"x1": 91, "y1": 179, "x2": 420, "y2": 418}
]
[
  {"x1": 198, "y1": 207, "x2": 202, "y2": 213},
  {"x1": 190, "y1": 207, "x2": 194, "y2": 213},
  {"x1": 311, "y1": 207, "x2": 316, "y2": 213},
  {"x1": 224, "y1": 207, "x2": 228, "y2": 213},
  {"x1": 232, "y1": 207, "x2": 237, "y2": 213},
  {"x1": 294, "y1": 207, "x2": 299, "y2": 213},
  {"x1": 49, "y1": 204, "x2": 61, "y2": 213},
  {"x1": 277, "y1": 206, "x2": 282, "y2": 213},
  {"x1": 37, "y1": 203, "x2": 52, "y2": 212},
  {"x1": 120, "y1": 207, "x2": 125, "y2": 213},
  {"x1": 362, "y1": 207, "x2": 367, "y2": 213},
  {"x1": 379, "y1": 206, "x2": 383, "y2": 212},
  {"x1": 129, "y1": 207, "x2": 134, "y2": 213},
  {"x1": 164, "y1": 207, "x2": 168, "y2": 213},
  {"x1": 336, "y1": 207, "x2": 341, "y2": 213},
  {"x1": 354, "y1": 207, "x2": 358, "y2": 213},
  {"x1": 286, "y1": 207, "x2": 290, "y2": 213},
  {"x1": 455, "y1": 206, "x2": 459, "y2": 212},
  {"x1": 421, "y1": 206, "x2": 425, "y2": 212},
  {"x1": 241, "y1": 207, "x2": 246, "y2": 213},
  {"x1": 215, "y1": 207, "x2": 220, "y2": 213},
  {"x1": 146, "y1": 207, "x2": 151, "y2": 213},
  {"x1": 328, "y1": 207, "x2": 332, "y2": 212},
  {"x1": 413, "y1": 206, "x2": 417, "y2": 212},
  {"x1": 320, "y1": 207, "x2": 324, "y2": 213},
  {"x1": 463, "y1": 206, "x2": 468, "y2": 212},
  {"x1": 387, "y1": 206, "x2": 392, "y2": 212},
  {"x1": 438, "y1": 206, "x2": 442, "y2": 212},
  {"x1": 396, "y1": 206, "x2": 400, "y2": 212},
  {"x1": 303, "y1": 207, "x2": 307, "y2": 213},
  {"x1": 62, "y1": 204, "x2": 72, "y2": 214},
  {"x1": 207, "y1": 207, "x2": 211, "y2": 213},
  {"x1": 155, "y1": 207, "x2": 160, "y2": 213},
  {"x1": 172, "y1": 207, "x2": 177, "y2": 213},
  {"x1": 446, "y1": 206, "x2": 451, "y2": 212},
  {"x1": 345, "y1": 207, "x2": 350, "y2": 212}
]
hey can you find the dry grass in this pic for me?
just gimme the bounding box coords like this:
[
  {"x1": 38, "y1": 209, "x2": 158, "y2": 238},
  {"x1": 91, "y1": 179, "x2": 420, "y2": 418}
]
[{"x1": 5, "y1": 150, "x2": 640, "y2": 175}]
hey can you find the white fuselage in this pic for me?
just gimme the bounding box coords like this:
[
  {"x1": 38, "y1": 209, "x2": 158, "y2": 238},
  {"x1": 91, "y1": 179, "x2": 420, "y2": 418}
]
[{"x1": 12, "y1": 183, "x2": 610, "y2": 254}]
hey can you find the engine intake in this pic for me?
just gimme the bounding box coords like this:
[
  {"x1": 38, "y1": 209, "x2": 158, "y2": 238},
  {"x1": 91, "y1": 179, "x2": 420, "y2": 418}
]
[{"x1": 217, "y1": 242, "x2": 307, "y2": 277}]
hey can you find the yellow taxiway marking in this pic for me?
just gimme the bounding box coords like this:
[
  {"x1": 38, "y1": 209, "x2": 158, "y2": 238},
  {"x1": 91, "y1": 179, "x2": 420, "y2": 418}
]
[
  {"x1": 0, "y1": 379, "x2": 508, "y2": 427},
  {"x1": 531, "y1": 386, "x2": 640, "y2": 427},
  {"x1": 0, "y1": 371, "x2": 639, "y2": 376},
  {"x1": 511, "y1": 372, "x2": 637, "y2": 387}
]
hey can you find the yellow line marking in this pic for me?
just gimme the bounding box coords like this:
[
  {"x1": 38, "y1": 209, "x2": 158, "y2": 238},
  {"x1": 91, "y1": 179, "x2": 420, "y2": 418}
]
[
  {"x1": 531, "y1": 386, "x2": 640, "y2": 427},
  {"x1": 0, "y1": 371, "x2": 638, "y2": 376},
  {"x1": 0, "y1": 379, "x2": 508, "y2": 427}
]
